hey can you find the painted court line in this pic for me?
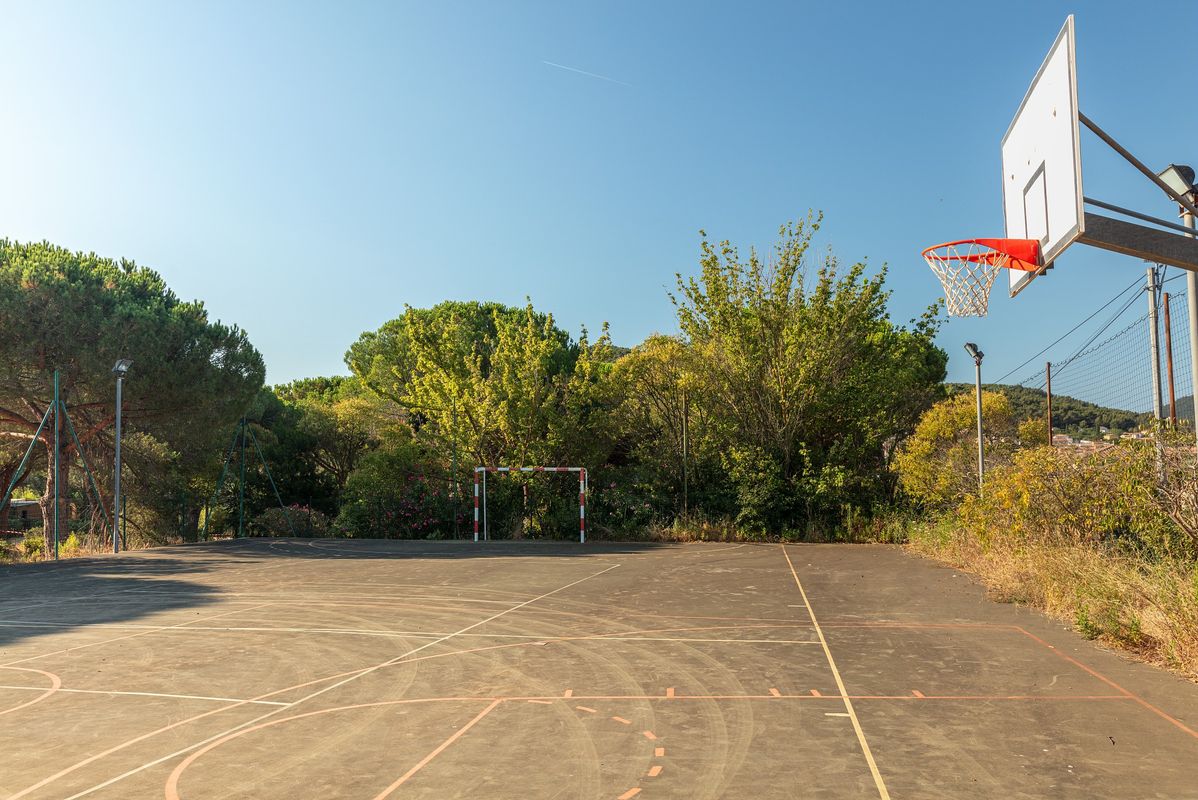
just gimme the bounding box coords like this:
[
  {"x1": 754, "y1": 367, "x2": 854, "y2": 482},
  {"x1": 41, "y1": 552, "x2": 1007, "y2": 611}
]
[
  {"x1": 1014, "y1": 626, "x2": 1198, "y2": 740},
  {"x1": 43, "y1": 564, "x2": 622, "y2": 800},
  {"x1": 369, "y1": 700, "x2": 503, "y2": 800},
  {"x1": 0, "y1": 684, "x2": 287, "y2": 706},
  {"x1": 783, "y1": 544, "x2": 890, "y2": 800},
  {"x1": 0, "y1": 603, "x2": 275, "y2": 668}
]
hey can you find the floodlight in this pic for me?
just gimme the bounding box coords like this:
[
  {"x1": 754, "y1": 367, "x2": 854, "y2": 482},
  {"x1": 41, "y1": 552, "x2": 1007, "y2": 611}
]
[
  {"x1": 112, "y1": 359, "x2": 133, "y2": 377},
  {"x1": 963, "y1": 343, "x2": 983, "y2": 361},
  {"x1": 1157, "y1": 164, "x2": 1196, "y2": 201}
]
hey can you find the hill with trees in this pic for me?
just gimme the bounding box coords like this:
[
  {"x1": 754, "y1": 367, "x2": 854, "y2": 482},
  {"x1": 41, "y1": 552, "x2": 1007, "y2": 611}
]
[{"x1": 946, "y1": 383, "x2": 1150, "y2": 439}]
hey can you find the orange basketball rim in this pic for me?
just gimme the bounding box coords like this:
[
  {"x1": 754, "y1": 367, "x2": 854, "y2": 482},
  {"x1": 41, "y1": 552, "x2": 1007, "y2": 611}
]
[{"x1": 922, "y1": 238, "x2": 1041, "y2": 317}]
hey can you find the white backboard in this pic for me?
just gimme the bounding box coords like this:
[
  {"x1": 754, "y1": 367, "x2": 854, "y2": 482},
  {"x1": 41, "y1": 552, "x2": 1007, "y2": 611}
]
[{"x1": 1001, "y1": 15, "x2": 1083, "y2": 296}]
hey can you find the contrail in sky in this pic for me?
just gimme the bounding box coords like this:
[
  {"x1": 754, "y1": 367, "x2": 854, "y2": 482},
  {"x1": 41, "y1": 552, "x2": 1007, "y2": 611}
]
[{"x1": 541, "y1": 60, "x2": 631, "y2": 86}]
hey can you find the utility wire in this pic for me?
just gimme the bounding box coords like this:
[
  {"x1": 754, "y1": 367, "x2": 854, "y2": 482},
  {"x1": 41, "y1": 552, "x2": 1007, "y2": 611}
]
[{"x1": 995, "y1": 274, "x2": 1145, "y2": 383}]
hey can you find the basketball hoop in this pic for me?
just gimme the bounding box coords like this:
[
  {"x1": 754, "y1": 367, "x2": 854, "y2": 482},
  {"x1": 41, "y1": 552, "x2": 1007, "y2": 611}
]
[{"x1": 922, "y1": 238, "x2": 1041, "y2": 317}]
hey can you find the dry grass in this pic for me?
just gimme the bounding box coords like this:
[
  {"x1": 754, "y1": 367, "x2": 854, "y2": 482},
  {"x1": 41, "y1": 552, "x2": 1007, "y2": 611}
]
[{"x1": 908, "y1": 519, "x2": 1198, "y2": 680}]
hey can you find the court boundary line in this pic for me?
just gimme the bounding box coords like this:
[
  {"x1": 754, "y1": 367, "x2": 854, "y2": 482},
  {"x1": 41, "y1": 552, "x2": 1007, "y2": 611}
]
[
  {"x1": 33, "y1": 563, "x2": 621, "y2": 800},
  {"x1": 782, "y1": 544, "x2": 890, "y2": 800}
]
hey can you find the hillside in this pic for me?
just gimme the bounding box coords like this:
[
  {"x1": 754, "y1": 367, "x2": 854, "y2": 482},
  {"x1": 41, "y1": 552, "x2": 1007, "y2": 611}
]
[{"x1": 946, "y1": 383, "x2": 1151, "y2": 437}]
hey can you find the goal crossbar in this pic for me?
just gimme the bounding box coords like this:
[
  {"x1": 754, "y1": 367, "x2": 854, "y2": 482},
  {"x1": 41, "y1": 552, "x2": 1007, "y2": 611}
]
[{"x1": 473, "y1": 466, "x2": 588, "y2": 543}]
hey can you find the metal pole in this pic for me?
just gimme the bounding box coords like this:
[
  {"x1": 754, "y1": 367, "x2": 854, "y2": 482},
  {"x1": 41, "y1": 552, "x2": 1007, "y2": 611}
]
[
  {"x1": 238, "y1": 418, "x2": 246, "y2": 539},
  {"x1": 482, "y1": 469, "x2": 488, "y2": 541},
  {"x1": 1185, "y1": 207, "x2": 1198, "y2": 440},
  {"x1": 1045, "y1": 361, "x2": 1053, "y2": 446},
  {"x1": 112, "y1": 373, "x2": 122, "y2": 554},
  {"x1": 1164, "y1": 292, "x2": 1177, "y2": 425},
  {"x1": 1147, "y1": 266, "x2": 1165, "y2": 420},
  {"x1": 452, "y1": 400, "x2": 458, "y2": 539},
  {"x1": 53, "y1": 370, "x2": 59, "y2": 560},
  {"x1": 579, "y1": 469, "x2": 586, "y2": 544},
  {"x1": 681, "y1": 387, "x2": 688, "y2": 518},
  {"x1": 473, "y1": 469, "x2": 479, "y2": 542},
  {"x1": 974, "y1": 358, "x2": 984, "y2": 496}
]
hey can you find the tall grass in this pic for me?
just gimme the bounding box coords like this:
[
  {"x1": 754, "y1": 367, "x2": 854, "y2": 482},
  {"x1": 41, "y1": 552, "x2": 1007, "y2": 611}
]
[{"x1": 906, "y1": 443, "x2": 1198, "y2": 679}]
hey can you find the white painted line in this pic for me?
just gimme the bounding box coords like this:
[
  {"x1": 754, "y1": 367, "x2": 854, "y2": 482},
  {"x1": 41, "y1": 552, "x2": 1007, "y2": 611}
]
[
  {"x1": 0, "y1": 620, "x2": 822, "y2": 646},
  {"x1": 0, "y1": 683, "x2": 287, "y2": 706},
  {"x1": 0, "y1": 603, "x2": 275, "y2": 669},
  {"x1": 47, "y1": 564, "x2": 622, "y2": 800},
  {"x1": 825, "y1": 712, "x2": 852, "y2": 717},
  {"x1": 782, "y1": 545, "x2": 890, "y2": 800}
]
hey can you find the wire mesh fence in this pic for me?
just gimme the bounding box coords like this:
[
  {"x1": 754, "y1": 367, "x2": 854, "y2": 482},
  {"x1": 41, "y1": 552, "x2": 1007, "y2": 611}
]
[{"x1": 1004, "y1": 271, "x2": 1195, "y2": 440}]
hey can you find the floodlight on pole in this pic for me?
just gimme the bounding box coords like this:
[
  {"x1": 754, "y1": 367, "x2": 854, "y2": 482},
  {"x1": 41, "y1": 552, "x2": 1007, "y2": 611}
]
[
  {"x1": 964, "y1": 344, "x2": 985, "y2": 496},
  {"x1": 1157, "y1": 164, "x2": 1197, "y2": 201},
  {"x1": 111, "y1": 359, "x2": 132, "y2": 553}
]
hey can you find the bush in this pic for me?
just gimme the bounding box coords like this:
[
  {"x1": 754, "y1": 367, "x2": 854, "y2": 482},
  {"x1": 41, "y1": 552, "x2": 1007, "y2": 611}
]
[
  {"x1": 21, "y1": 532, "x2": 44, "y2": 560},
  {"x1": 894, "y1": 390, "x2": 1016, "y2": 509},
  {"x1": 251, "y1": 506, "x2": 331, "y2": 538},
  {"x1": 908, "y1": 442, "x2": 1198, "y2": 677},
  {"x1": 60, "y1": 533, "x2": 83, "y2": 558}
]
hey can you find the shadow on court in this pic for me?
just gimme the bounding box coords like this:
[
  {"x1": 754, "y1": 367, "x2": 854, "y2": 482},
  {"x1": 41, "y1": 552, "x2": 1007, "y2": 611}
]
[
  {"x1": 0, "y1": 556, "x2": 223, "y2": 653},
  {"x1": 196, "y1": 537, "x2": 669, "y2": 561}
]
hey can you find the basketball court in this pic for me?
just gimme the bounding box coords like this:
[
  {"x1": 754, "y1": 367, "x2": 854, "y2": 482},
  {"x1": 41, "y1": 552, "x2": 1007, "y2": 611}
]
[{"x1": 0, "y1": 539, "x2": 1195, "y2": 799}]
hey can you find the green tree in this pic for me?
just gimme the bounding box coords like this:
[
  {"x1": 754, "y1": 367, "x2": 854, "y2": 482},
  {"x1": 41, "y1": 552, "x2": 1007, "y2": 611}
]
[
  {"x1": 0, "y1": 240, "x2": 264, "y2": 547},
  {"x1": 671, "y1": 215, "x2": 945, "y2": 531},
  {"x1": 894, "y1": 390, "x2": 1017, "y2": 509},
  {"x1": 345, "y1": 300, "x2": 616, "y2": 538}
]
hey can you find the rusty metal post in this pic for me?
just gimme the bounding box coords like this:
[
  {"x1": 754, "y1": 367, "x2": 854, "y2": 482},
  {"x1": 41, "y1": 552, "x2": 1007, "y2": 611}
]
[
  {"x1": 1045, "y1": 361, "x2": 1053, "y2": 446},
  {"x1": 1164, "y1": 292, "x2": 1177, "y2": 425}
]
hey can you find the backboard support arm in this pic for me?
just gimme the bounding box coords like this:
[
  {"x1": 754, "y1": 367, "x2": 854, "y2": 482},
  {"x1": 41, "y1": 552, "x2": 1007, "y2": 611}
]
[{"x1": 1079, "y1": 111, "x2": 1198, "y2": 219}]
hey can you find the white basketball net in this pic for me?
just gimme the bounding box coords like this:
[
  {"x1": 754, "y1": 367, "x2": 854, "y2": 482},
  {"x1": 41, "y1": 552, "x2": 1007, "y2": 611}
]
[{"x1": 922, "y1": 241, "x2": 1011, "y2": 317}]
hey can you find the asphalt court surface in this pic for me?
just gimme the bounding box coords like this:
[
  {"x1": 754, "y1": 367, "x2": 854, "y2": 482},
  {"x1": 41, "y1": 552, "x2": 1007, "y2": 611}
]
[{"x1": 0, "y1": 539, "x2": 1195, "y2": 799}]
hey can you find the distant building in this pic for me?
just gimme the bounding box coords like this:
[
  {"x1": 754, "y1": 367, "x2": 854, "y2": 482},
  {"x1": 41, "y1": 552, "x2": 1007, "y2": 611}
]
[{"x1": 2, "y1": 499, "x2": 42, "y2": 536}]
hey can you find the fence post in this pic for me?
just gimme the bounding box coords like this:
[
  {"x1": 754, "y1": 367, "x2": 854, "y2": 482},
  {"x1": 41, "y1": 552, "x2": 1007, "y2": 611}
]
[
  {"x1": 1045, "y1": 361, "x2": 1053, "y2": 446},
  {"x1": 1164, "y1": 292, "x2": 1177, "y2": 425},
  {"x1": 1147, "y1": 266, "x2": 1165, "y2": 420}
]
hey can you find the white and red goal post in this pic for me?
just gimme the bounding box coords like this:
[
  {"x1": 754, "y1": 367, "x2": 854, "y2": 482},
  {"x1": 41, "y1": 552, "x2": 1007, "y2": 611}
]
[{"x1": 473, "y1": 466, "x2": 588, "y2": 543}]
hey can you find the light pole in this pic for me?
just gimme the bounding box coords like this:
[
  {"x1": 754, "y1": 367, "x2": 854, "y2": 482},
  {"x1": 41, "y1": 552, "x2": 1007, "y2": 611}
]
[
  {"x1": 1157, "y1": 164, "x2": 1197, "y2": 447},
  {"x1": 111, "y1": 359, "x2": 132, "y2": 553},
  {"x1": 964, "y1": 343, "x2": 985, "y2": 496}
]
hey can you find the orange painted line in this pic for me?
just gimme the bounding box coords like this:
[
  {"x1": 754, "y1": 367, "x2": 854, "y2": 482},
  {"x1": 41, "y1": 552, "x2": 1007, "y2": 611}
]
[
  {"x1": 527, "y1": 699, "x2": 552, "y2": 704},
  {"x1": 654, "y1": 747, "x2": 665, "y2": 757},
  {"x1": 370, "y1": 700, "x2": 503, "y2": 799},
  {"x1": 912, "y1": 690, "x2": 925, "y2": 698},
  {"x1": 576, "y1": 706, "x2": 597, "y2": 713},
  {"x1": 647, "y1": 765, "x2": 663, "y2": 777},
  {"x1": 1014, "y1": 626, "x2": 1198, "y2": 741},
  {"x1": 611, "y1": 716, "x2": 632, "y2": 725},
  {"x1": 642, "y1": 730, "x2": 658, "y2": 740},
  {"x1": 563, "y1": 689, "x2": 573, "y2": 698},
  {"x1": 163, "y1": 699, "x2": 502, "y2": 800},
  {"x1": 618, "y1": 789, "x2": 641, "y2": 799},
  {"x1": 665, "y1": 687, "x2": 675, "y2": 698},
  {"x1": 768, "y1": 688, "x2": 781, "y2": 697},
  {"x1": 817, "y1": 622, "x2": 1015, "y2": 629},
  {"x1": 810, "y1": 689, "x2": 822, "y2": 697}
]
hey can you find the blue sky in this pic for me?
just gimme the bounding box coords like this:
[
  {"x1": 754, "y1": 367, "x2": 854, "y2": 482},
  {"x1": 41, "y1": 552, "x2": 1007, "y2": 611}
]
[{"x1": 1, "y1": 1, "x2": 1195, "y2": 387}]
